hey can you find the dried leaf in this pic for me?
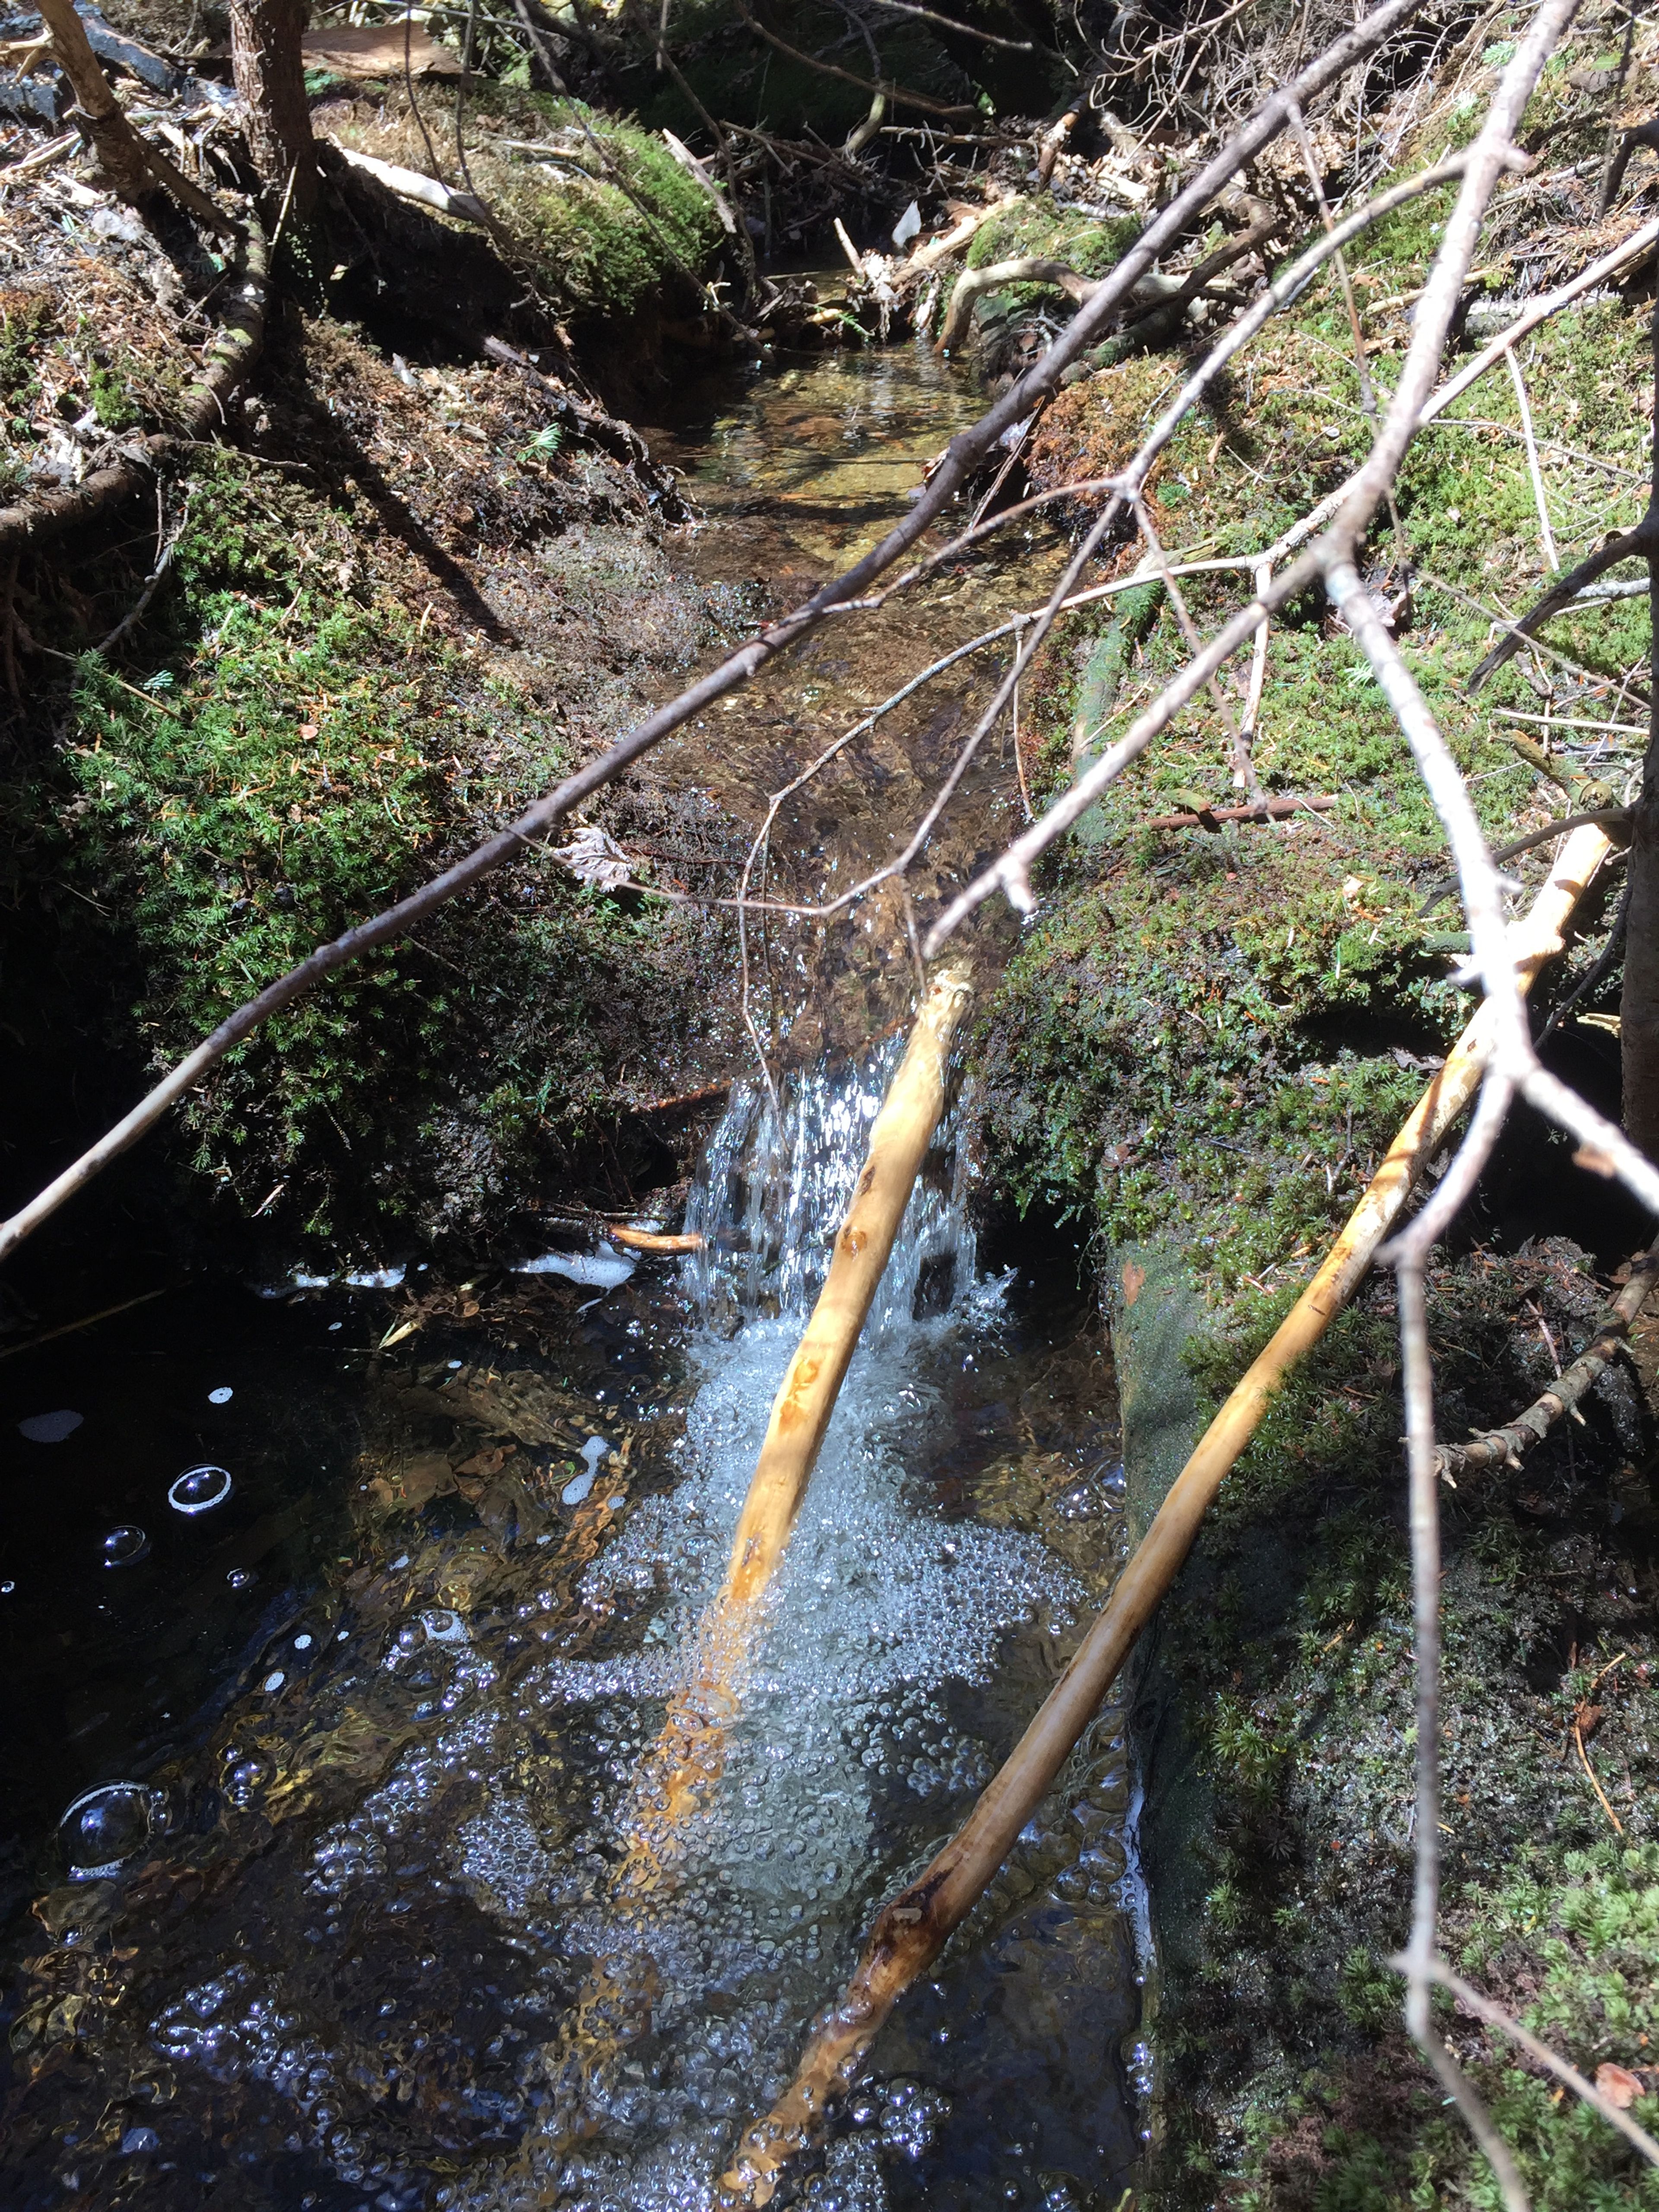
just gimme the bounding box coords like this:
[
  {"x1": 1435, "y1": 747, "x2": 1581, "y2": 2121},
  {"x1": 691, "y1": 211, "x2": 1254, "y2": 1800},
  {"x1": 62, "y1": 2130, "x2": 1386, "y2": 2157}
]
[
  {"x1": 552, "y1": 823, "x2": 635, "y2": 893},
  {"x1": 1596, "y1": 2061, "x2": 1646, "y2": 2109}
]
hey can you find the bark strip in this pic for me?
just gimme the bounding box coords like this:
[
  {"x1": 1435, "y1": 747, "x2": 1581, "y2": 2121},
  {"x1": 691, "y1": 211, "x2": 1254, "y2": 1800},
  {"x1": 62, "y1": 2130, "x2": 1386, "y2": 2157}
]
[{"x1": 716, "y1": 824, "x2": 1612, "y2": 2210}]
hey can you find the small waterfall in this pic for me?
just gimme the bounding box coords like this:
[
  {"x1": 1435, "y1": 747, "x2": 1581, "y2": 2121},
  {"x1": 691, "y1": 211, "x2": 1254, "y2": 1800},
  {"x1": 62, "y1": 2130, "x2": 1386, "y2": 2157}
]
[
  {"x1": 460, "y1": 1050, "x2": 1083, "y2": 2206},
  {"x1": 681, "y1": 1045, "x2": 981, "y2": 1334},
  {"x1": 150, "y1": 1047, "x2": 1131, "y2": 2212}
]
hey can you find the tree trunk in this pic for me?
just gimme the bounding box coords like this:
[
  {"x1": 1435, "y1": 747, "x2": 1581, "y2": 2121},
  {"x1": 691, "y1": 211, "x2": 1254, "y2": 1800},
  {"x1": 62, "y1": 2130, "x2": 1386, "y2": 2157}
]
[
  {"x1": 1622, "y1": 293, "x2": 1659, "y2": 1160},
  {"x1": 228, "y1": 0, "x2": 318, "y2": 223},
  {"x1": 35, "y1": 0, "x2": 155, "y2": 203}
]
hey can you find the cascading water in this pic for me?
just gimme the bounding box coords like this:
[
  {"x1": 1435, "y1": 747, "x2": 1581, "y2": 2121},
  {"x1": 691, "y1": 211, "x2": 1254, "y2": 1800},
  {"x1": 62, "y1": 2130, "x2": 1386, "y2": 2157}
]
[
  {"x1": 6, "y1": 1050, "x2": 1139, "y2": 2212},
  {"x1": 4, "y1": 350, "x2": 1138, "y2": 2212}
]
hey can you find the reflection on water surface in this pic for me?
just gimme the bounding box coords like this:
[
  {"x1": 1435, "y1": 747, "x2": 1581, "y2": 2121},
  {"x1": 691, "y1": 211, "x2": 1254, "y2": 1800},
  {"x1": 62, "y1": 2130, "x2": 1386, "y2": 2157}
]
[
  {"x1": 647, "y1": 343, "x2": 985, "y2": 569},
  {"x1": 2, "y1": 1054, "x2": 1138, "y2": 2211}
]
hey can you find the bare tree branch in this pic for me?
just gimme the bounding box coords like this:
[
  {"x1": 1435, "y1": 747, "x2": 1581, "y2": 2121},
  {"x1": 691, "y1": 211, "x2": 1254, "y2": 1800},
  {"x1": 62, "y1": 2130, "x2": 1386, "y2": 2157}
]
[
  {"x1": 1437, "y1": 1238, "x2": 1659, "y2": 1480},
  {"x1": 1402, "y1": 1954, "x2": 1659, "y2": 2167}
]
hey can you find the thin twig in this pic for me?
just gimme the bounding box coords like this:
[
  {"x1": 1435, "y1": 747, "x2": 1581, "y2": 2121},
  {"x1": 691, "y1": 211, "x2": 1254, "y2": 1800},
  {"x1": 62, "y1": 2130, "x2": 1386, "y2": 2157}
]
[
  {"x1": 1402, "y1": 1957, "x2": 1659, "y2": 2168},
  {"x1": 1437, "y1": 1243, "x2": 1659, "y2": 1478},
  {"x1": 1504, "y1": 340, "x2": 1560, "y2": 572}
]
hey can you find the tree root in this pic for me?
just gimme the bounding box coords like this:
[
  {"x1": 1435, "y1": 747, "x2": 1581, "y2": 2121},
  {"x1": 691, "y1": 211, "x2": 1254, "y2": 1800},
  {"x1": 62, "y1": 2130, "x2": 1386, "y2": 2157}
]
[{"x1": 0, "y1": 221, "x2": 270, "y2": 561}]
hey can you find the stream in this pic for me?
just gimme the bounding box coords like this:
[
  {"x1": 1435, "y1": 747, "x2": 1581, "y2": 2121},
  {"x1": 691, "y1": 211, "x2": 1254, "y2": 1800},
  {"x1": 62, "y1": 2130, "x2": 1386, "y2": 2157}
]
[{"x1": 0, "y1": 344, "x2": 1144, "y2": 2212}]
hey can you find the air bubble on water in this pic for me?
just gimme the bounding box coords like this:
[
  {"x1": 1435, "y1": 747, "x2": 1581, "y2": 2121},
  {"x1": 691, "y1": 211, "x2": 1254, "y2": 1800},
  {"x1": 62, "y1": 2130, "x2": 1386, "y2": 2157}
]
[
  {"x1": 447, "y1": 1360, "x2": 462, "y2": 1370},
  {"x1": 263, "y1": 1671, "x2": 286, "y2": 1694},
  {"x1": 388, "y1": 1554, "x2": 410, "y2": 1570},
  {"x1": 19, "y1": 1409, "x2": 83, "y2": 1443},
  {"x1": 119, "y1": 2126, "x2": 160, "y2": 2156},
  {"x1": 169, "y1": 1465, "x2": 232, "y2": 1515},
  {"x1": 59, "y1": 1782, "x2": 151, "y2": 1876},
  {"x1": 421, "y1": 1608, "x2": 468, "y2": 1645},
  {"x1": 293, "y1": 1634, "x2": 313, "y2": 1650},
  {"x1": 226, "y1": 1757, "x2": 270, "y2": 1808},
  {"x1": 208, "y1": 1386, "x2": 234, "y2": 1405},
  {"x1": 102, "y1": 1525, "x2": 148, "y2": 1567},
  {"x1": 0, "y1": 1580, "x2": 14, "y2": 1594},
  {"x1": 227, "y1": 1568, "x2": 254, "y2": 1590}
]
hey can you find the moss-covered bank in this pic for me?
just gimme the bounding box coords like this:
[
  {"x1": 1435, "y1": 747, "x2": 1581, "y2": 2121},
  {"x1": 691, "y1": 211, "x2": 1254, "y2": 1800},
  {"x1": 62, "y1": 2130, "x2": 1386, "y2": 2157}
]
[
  {"x1": 967, "y1": 17, "x2": 1659, "y2": 2201},
  {"x1": 1, "y1": 296, "x2": 745, "y2": 1265}
]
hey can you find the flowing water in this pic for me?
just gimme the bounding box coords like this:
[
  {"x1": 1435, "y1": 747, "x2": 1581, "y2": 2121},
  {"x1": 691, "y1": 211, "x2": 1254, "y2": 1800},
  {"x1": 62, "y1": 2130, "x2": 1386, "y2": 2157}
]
[
  {"x1": 1, "y1": 346, "x2": 1142, "y2": 2212},
  {"x1": 638, "y1": 340, "x2": 1072, "y2": 1069}
]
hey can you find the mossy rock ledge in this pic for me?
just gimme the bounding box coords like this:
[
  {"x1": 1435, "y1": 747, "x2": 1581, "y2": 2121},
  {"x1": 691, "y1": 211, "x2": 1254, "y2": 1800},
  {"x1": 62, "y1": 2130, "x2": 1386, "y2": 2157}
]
[{"x1": 966, "y1": 63, "x2": 1659, "y2": 2198}]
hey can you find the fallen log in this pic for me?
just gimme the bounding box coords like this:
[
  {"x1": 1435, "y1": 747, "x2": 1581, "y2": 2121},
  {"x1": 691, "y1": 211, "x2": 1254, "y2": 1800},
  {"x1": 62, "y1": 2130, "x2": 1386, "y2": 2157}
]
[
  {"x1": 716, "y1": 822, "x2": 1613, "y2": 2209},
  {"x1": 895, "y1": 190, "x2": 1018, "y2": 280}
]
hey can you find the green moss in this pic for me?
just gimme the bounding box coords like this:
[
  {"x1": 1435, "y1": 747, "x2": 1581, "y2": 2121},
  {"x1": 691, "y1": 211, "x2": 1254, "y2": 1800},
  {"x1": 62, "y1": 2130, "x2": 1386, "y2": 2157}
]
[
  {"x1": 338, "y1": 91, "x2": 723, "y2": 321},
  {"x1": 88, "y1": 364, "x2": 141, "y2": 430},
  {"x1": 987, "y1": 228, "x2": 1649, "y2": 1294},
  {"x1": 458, "y1": 91, "x2": 722, "y2": 316},
  {"x1": 966, "y1": 195, "x2": 1141, "y2": 281},
  {"x1": 10, "y1": 458, "x2": 737, "y2": 1244}
]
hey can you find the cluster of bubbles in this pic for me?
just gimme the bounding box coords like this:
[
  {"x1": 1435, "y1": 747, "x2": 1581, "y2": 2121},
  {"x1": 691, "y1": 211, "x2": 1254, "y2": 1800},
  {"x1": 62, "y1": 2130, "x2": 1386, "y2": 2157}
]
[{"x1": 151, "y1": 1966, "x2": 403, "y2": 2193}]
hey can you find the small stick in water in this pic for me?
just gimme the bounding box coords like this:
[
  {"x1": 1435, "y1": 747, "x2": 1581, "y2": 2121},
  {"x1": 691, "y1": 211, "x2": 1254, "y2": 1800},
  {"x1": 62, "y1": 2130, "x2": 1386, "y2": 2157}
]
[{"x1": 614, "y1": 961, "x2": 974, "y2": 1899}]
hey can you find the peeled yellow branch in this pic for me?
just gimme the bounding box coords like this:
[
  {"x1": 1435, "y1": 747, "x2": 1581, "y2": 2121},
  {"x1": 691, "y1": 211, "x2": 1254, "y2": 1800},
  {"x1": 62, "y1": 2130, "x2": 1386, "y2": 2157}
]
[
  {"x1": 615, "y1": 960, "x2": 975, "y2": 1900},
  {"x1": 717, "y1": 825, "x2": 1612, "y2": 2209}
]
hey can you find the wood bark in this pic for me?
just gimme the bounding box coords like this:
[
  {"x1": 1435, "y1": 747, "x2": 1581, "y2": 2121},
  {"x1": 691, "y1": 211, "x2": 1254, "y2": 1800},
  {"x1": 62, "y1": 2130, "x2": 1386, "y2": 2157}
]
[
  {"x1": 33, "y1": 0, "x2": 152, "y2": 200},
  {"x1": 718, "y1": 827, "x2": 1614, "y2": 2209},
  {"x1": 229, "y1": 0, "x2": 318, "y2": 222}
]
